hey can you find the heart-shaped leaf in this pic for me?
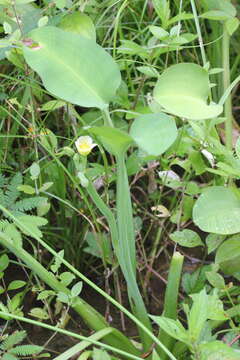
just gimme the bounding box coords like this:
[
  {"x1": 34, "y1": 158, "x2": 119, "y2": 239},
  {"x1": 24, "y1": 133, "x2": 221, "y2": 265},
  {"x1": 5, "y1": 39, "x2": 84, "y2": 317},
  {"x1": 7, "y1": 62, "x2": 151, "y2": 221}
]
[
  {"x1": 23, "y1": 26, "x2": 121, "y2": 110},
  {"x1": 130, "y1": 113, "x2": 177, "y2": 155},
  {"x1": 193, "y1": 186, "x2": 240, "y2": 234},
  {"x1": 153, "y1": 63, "x2": 223, "y2": 120}
]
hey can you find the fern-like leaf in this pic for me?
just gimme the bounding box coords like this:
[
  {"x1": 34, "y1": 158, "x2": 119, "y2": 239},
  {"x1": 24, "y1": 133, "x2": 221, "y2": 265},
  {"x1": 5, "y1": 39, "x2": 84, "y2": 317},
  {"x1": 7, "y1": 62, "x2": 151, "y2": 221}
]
[
  {"x1": 0, "y1": 219, "x2": 10, "y2": 231},
  {"x1": 1, "y1": 331, "x2": 26, "y2": 350},
  {"x1": 13, "y1": 197, "x2": 46, "y2": 213},
  {"x1": 10, "y1": 344, "x2": 43, "y2": 356},
  {"x1": 2, "y1": 353, "x2": 17, "y2": 360},
  {"x1": 5, "y1": 173, "x2": 22, "y2": 207},
  {"x1": 0, "y1": 173, "x2": 6, "y2": 187},
  {"x1": 0, "y1": 189, "x2": 6, "y2": 208}
]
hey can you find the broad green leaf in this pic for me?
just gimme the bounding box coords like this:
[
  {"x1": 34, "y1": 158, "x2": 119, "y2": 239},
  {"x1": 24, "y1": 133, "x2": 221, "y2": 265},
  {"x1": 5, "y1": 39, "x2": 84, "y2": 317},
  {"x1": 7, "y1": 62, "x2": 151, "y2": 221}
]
[
  {"x1": 130, "y1": 113, "x2": 177, "y2": 156},
  {"x1": 87, "y1": 126, "x2": 133, "y2": 156},
  {"x1": 193, "y1": 187, "x2": 240, "y2": 235},
  {"x1": 199, "y1": 341, "x2": 240, "y2": 360},
  {"x1": 170, "y1": 229, "x2": 203, "y2": 248},
  {"x1": 23, "y1": 27, "x2": 121, "y2": 110},
  {"x1": 59, "y1": 12, "x2": 96, "y2": 41},
  {"x1": 216, "y1": 235, "x2": 240, "y2": 275},
  {"x1": 153, "y1": 63, "x2": 223, "y2": 120},
  {"x1": 150, "y1": 316, "x2": 189, "y2": 344}
]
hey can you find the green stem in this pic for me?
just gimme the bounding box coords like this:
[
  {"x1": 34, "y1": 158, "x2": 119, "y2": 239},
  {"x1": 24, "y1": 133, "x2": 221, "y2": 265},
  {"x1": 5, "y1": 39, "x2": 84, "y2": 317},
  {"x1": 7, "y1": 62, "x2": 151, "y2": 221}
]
[
  {"x1": 157, "y1": 252, "x2": 184, "y2": 359},
  {"x1": 222, "y1": 23, "x2": 233, "y2": 150},
  {"x1": 0, "y1": 312, "x2": 143, "y2": 360},
  {"x1": 190, "y1": 0, "x2": 207, "y2": 67},
  {"x1": 102, "y1": 107, "x2": 114, "y2": 127}
]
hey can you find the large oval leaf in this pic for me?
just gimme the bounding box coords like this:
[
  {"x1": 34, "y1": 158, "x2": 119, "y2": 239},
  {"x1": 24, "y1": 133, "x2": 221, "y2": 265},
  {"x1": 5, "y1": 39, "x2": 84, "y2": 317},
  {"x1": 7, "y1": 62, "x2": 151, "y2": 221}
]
[
  {"x1": 193, "y1": 186, "x2": 240, "y2": 234},
  {"x1": 153, "y1": 63, "x2": 223, "y2": 120},
  {"x1": 23, "y1": 26, "x2": 121, "y2": 109},
  {"x1": 130, "y1": 113, "x2": 177, "y2": 156}
]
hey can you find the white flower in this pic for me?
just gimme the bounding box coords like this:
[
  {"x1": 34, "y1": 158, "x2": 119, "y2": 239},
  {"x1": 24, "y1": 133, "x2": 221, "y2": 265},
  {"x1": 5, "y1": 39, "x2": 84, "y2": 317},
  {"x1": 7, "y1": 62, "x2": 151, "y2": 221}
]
[{"x1": 75, "y1": 136, "x2": 97, "y2": 156}]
